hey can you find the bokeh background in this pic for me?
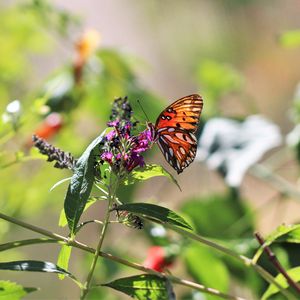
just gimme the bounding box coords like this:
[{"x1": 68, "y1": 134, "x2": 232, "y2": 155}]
[{"x1": 1, "y1": 0, "x2": 300, "y2": 299}]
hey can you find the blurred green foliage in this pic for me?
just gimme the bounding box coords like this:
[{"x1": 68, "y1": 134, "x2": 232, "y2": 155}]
[
  {"x1": 279, "y1": 30, "x2": 300, "y2": 49},
  {"x1": 0, "y1": 3, "x2": 50, "y2": 104},
  {"x1": 181, "y1": 192, "x2": 254, "y2": 239},
  {"x1": 184, "y1": 243, "x2": 229, "y2": 300},
  {"x1": 196, "y1": 60, "x2": 244, "y2": 117}
]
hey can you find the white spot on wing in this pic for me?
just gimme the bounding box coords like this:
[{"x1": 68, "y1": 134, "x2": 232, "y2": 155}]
[
  {"x1": 190, "y1": 133, "x2": 197, "y2": 142},
  {"x1": 164, "y1": 135, "x2": 180, "y2": 144},
  {"x1": 180, "y1": 147, "x2": 186, "y2": 155},
  {"x1": 175, "y1": 133, "x2": 185, "y2": 141},
  {"x1": 184, "y1": 135, "x2": 194, "y2": 144},
  {"x1": 157, "y1": 127, "x2": 167, "y2": 133},
  {"x1": 176, "y1": 150, "x2": 182, "y2": 159}
]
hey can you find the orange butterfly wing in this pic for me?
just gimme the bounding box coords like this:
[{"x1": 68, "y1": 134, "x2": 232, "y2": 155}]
[{"x1": 154, "y1": 94, "x2": 203, "y2": 173}]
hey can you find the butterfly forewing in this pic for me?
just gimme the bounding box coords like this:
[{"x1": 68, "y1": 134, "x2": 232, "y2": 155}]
[
  {"x1": 154, "y1": 94, "x2": 203, "y2": 174},
  {"x1": 155, "y1": 94, "x2": 203, "y2": 133}
]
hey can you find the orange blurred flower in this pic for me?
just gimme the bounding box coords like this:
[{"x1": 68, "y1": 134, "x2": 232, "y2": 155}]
[
  {"x1": 76, "y1": 29, "x2": 101, "y2": 63},
  {"x1": 34, "y1": 113, "x2": 63, "y2": 140}
]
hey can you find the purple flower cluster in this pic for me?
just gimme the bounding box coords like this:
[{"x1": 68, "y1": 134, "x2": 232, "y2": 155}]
[{"x1": 100, "y1": 97, "x2": 154, "y2": 174}]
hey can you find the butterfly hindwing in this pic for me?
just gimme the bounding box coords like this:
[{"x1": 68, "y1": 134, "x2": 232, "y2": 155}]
[
  {"x1": 157, "y1": 127, "x2": 197, "y2": 173},
  {"x1": 154, "y1": 94, "x2": 203, "y2": 174}
]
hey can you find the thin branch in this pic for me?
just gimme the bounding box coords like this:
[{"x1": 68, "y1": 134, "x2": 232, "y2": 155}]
[
  {"x1": 255, "y1": 232, "x2": 300, "y2": 295},
  {"x1": 250, "y1": 164, "x2": 300, "y2": 200},
  {"x1": 75, "y1": 220, "x2": 103, "y2": 233},
  {"x1": 169, "y1": 275, "x2": 245, "y2": 300},
  {"x1": 0, "y1": 238, "x2": 57, "y2": 251}
]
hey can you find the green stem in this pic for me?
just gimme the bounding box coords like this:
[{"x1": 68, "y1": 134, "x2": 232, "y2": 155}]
[
  {"x1": 168, "y1": 275, "x2": 245, "y2": 300},
  {"x1": 0, "y1": 238, "x2": 57, "y2": 251},
  {"x1": 80, "y1": 175, "x2": 117, "y2": 299},
  {"x1": 0, "y1": 212, "x2": 291, "y2": 299}
]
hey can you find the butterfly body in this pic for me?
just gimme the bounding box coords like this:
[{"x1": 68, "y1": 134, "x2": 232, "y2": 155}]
[{"x1": 152, "y1": 94, "x2": 203, "y2": 174}]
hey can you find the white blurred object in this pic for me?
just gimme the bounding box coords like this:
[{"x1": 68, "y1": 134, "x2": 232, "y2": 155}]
[
  {"x1": 196, "y1": 115, "x2": 282, "y2": 187},
  {"x1": 2, "y1": 99, "x2": 22, "y2": 126},
  {"x1": 150, "y1": 225, "x2": 167, "y2": 238}
]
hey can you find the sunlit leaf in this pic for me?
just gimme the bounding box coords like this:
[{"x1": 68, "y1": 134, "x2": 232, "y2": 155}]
[
  {"x1": 279, "y1": 30, "x2": 300, "y2": 48},
  {"x1": 253, "y1": 224, "x2": 300, "y2": 261},
  {"x1": 262, "y1": 266, "x2": 300, "y2": 299},
  {"x1": 57, "y1": 245, "x2": 72, "y2": 280},
  {"x1": 117, "y1": 203, "x2": 192, "y2": 230},
  {"x1": 102, "y1": 274, "x2": 175, "y2": 300},
  {"x1": 266, "y1": 224, "x2": 300, "y2": 244},
  {"x1": 125, "y1": 164, "x2": 181, "y2": 191},
  {"x1": 0, "y1": 280, "x2": 37, "y2": 300},
  {"x1": 64, "y1": 130, "x2": 107, "y2": 234}
]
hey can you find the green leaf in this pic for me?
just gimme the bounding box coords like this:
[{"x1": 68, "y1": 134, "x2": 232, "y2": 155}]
[
  {"x1": 279, "y1": 30, "x2": 300, "y2": 48},
  {"x1": 117, "y1": 203, "x2": 192, "y2": 230},
  {"x1": 57, "y1": 245, "x2": 72, "y2": 280},
  {"x1": 0, "y1": 260, "x2": 71, "y2": 276},
  {"x1": 102, "y1": 274, "x2": 175, "y2": 300},
  {"x1": 64, "y1": 130, "x2": 107, "y2": 234},
  {"x1": 125, "y1": 164, "x2": 181, "y2": 191},
  {"x1": 0, "y1": 280, "x2": 37, "y2": 300},
  {"x1": 59, "y1": 197, "x2": 97, "y2": 227},
  {"x1": 262, "y1": 266, "x2": 300, "y2": 299},
  {"x1": 184, "y1": 243, "x2": 229, "y2": 300},
  {"x1": 267, "y1": 224, "x2": 300, "y2": 244},
  {"x1": 253, "y1": 224, "x2": 300, "y2": 262},
  {"x1": 197, "y1": 60, "x2": 244, "y2": 116}
]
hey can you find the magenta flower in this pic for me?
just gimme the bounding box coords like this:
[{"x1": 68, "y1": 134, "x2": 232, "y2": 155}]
[
  {"x1": 107, "y1": 120, "x2": 119, "y2": 127},
  {"x1": 101, "y1": 151, "x2": 113, "y2": 164},
  {"x1": 100, "y1": 97, "x2": 155, "y2": 175},
  {"x1": 105, "y1": 130, "x2": 116, "y2": 141}
]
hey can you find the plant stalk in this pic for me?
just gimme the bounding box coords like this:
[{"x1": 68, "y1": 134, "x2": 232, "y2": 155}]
[{"x1": 80, "y1": 175, "x2": 117, "y2": 299}]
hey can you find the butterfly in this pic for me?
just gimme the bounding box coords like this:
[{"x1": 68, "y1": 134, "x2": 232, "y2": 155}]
[{"x1": 150, "y1": 94, "x2": 203, "y2": 174}]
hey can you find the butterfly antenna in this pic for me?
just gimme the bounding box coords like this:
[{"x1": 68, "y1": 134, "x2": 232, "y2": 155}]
[{"x1": 137, "y1": 99, "x2": 150, "y2": 122}]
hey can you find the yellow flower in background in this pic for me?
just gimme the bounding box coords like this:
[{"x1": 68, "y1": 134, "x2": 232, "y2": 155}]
[{"x1": 76, "y1": 29, "x2": 101, "y2": 62}]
